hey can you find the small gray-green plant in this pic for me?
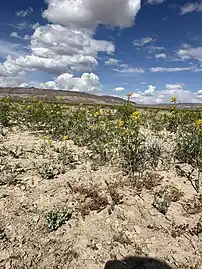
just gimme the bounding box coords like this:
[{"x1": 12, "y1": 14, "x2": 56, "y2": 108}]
[
  {"x1": 37, "y1": 162, "x2": 60, "y2": 180},
  {"x1": 45, "y1": 209, "x2": 72, "y2": 232},
  {"x1": 0, "y1": 162, "x2": 24, "y2": 186},
  {"x1": 152, "y1": 189, "x2": 171, "y2": 215},
  {"x1": 57, "y1": 147, "x2": 75, "y2": 166}
]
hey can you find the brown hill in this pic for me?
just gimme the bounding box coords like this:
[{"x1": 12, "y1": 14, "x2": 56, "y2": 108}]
[{"x1": 0, "y1": 87, "x2": 132, "y2": 106}]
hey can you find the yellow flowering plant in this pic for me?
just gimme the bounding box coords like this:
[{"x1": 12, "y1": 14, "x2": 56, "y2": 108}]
[
  {"x1": 171, "y1": 97, "x2": 177, "y2": 103},
  {"x1": 94, "y1": 111, "x2": 99, "y2": 117},
  {"x1": 0, "y1": 96, "x2": 13, "y2": 126},
  {"x1": 118, "y1": 120, "x2": 124, "y2": 128},
  {"x1": 131, "y1": 111, "x2": 141, "y2": 121},
  {"x1": 196, "y1": 119, "x2": 202, "y2": 129}
]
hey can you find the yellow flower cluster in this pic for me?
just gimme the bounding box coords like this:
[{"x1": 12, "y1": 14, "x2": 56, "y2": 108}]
[
  {"x1": 118, "y1": 120, "x2": 124, "y2": 128},
  {"x1": 94, "y1": 111, "x2": 99, "y2": 117},
  {"x1": 131, "y1": 111, "x2": 141, "y2": 121},
  {"x1": 171, "y1": 97, "x2": 177, "y2": 103},
  {"x1": 42, "y1": 135, "x2": 53, "y2": 144},
  {"x1": 42, "y1": 135, "x2": 48, "y2": 141},
  {"x1": 62, "y1": 135, "x2": 69, "y2": 141},
  {"x1": 0, "y1": 96, "x2": 11, "y2": 103},
  {"x1": 196, "y1": 119, "x2": 202, "y2": 128}
]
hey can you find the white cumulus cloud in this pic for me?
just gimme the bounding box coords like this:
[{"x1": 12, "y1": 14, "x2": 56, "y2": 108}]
[
  {"x1": 40, "y1": 72, "x2": 101, "y2": 92},
  {"x1": 131, "y1": 83, "x2": 202, "y2": 104},
  {"x1": 142, "y1": 85, "x2": 156, "y2": 96},
  {"x1": 0, "y1": 0, "x2": 144, "y2": 91},
  {"x1": 0, "y1": 24, "x2": 115, "y2": 76},
  {"x1": 43, "y1": 0, "x2": 141, "y2": 28},
  {"x1": 0, "y1": 71, "x2": 28, "y2": 87},
  {"x1": 196, "y1": 89, "x2": 202, "y2": 95}
]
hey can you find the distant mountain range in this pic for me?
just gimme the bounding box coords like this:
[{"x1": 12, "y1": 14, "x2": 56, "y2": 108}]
[
  {"x1": 0, "y1": 87, "x2": 201, "y2": 109},
  {"x1": 0, "y1": 87, "x2": 131, "y2": 106}
]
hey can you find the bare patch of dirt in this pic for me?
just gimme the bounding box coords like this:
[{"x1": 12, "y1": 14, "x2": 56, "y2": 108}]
[{"x1": 0, "y1": 129, "x2": 202, "y2": 269}]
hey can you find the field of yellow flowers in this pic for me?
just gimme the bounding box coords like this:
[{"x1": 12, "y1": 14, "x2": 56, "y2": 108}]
[{"x1": 0, "y1": 96, "x2": 202, "y2": 269}]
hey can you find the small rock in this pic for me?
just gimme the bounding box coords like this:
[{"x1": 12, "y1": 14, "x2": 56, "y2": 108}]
[{"x1": 33, "y1": 216, "x2": 39, "y2": 222}]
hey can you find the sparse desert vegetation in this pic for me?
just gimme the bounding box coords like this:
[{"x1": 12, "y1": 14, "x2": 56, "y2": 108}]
[{"x1": 0, "y1": 95, "x2": 202, "y2": 268}]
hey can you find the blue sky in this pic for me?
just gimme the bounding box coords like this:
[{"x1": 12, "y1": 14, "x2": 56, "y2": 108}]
[{"x1": 0, "y1": 0, "x2": 202, "y2": 103}]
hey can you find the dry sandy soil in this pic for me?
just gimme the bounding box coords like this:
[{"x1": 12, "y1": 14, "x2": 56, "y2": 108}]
[{"x1": 0, "y1": 127, "x2": 202, "y2": 269}]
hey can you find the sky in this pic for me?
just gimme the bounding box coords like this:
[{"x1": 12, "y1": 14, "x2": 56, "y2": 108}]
[{"x1": 0, "y1": 0, "x2": 202, "y2": 104}]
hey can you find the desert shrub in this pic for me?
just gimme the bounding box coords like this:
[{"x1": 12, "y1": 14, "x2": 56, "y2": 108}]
[
  {"x1": 116, "y1": 104, "x2": 136, "y2": 121},
  {"x1": 143, "y1": 110, "x2": 167, "y2": 132},
  {"x1": 118, "y1": 114, "x2": 146, "y2": 176},
  {"x1": 165, "y1": 109, "x2": 180, "y2": 133},
  {"x1": 171, "y1": 223, "x2": 189, "y2": 238},
  {"x1": 146, "y1": 141, "x2": 162, "y2": 169},
  {"x1": 189, "y1": 216, "x2": 202, "y2": 236},
  {"x1": 37, "y1": 162, "x2": 61, "y2": 180},
  {"x1": 105, "y1": 181, "x2": 124, "y2": 209},
  {"x1": 57, "y1": 147, "x2": 75, "y2": 166},
  {"x1": 0, "y1": 162, "x2": 25, "y2": 186},
  {"x1": 87, "y1": 121, "x2": 117, "y2": 165},
  {"x1": 178, "y1": 110, "x2": 201, "y2": 131},
  {"x1": 183, "y1": 194, "x2": 202, "y2": 215},
  {"x1": 0, "y1": 97, "x2": 13, "y2": 126},
  {"x1": 164, "y1": 109, "x2": 201, "y2": 133},
  {"x1": 21, "y1": 97, "x2": 67, "y2": 138},
  {"x1": 176, "y1": 126, "x2": 202, "y2": 192},
  {"x1": 45, "y1": 209, "x2": 72, "y2": 232},
  {"x1": 76, "y1": 186, "x2": 109, "y2": 218}
]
